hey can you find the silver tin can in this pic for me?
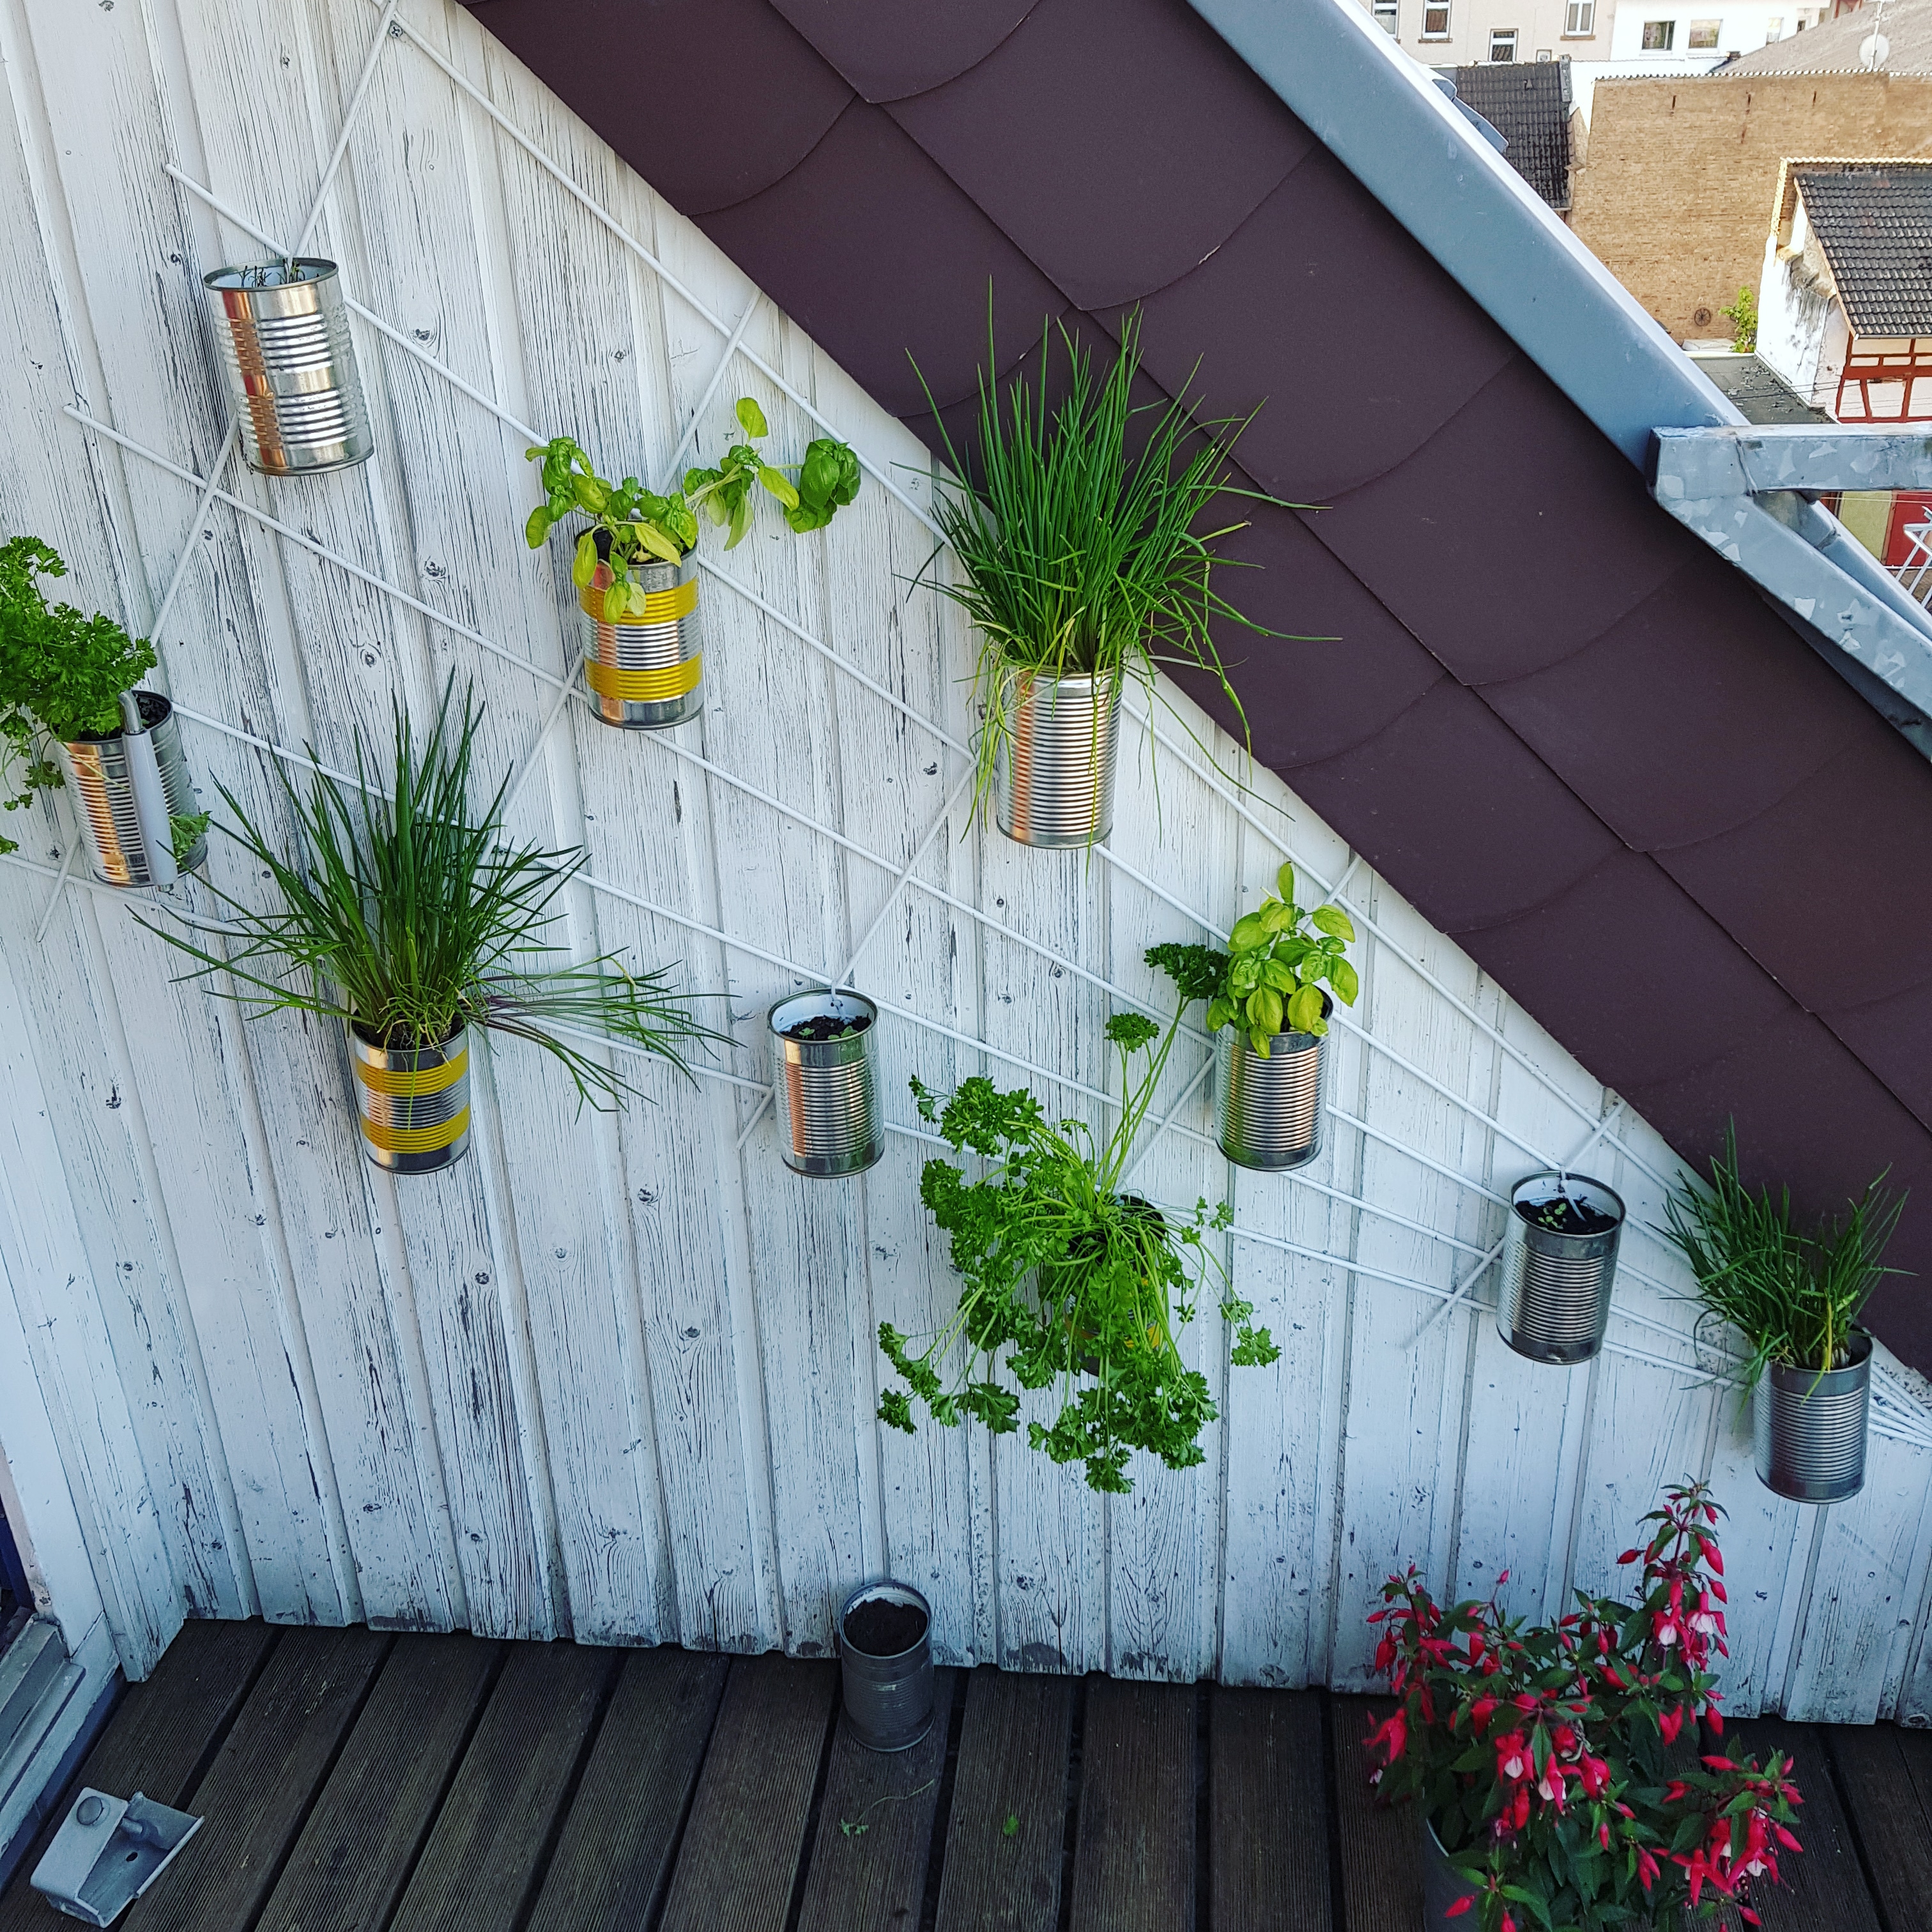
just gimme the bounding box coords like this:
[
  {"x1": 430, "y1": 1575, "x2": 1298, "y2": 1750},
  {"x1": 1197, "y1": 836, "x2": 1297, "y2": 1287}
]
[
  {"x1": 1215, "y1": 1016, "x2": 1329, "y2": 1172},
  {"x1": 578, "y1": 555, "x2": 703, "y2": 730},
  {"x1": 1755, "y1": 1329, "x2": 1871, "y2": 1503},
  {"x1": 836, "y1": 1580, "x2": 935, "y2": 1752},
  {"x1": 347, "y1": 1021, "x2": 471, "y2": 1175},
  {"x1": 57, "y1": 693, "x2": 206, "y2": 888},
  {"x1": 994, "y1": 670, "x2": 1121, "y2": 847},
  {"x1": 1496, "y1": 1170, "x2": 1624, "y2": 1367},
  {"x1": 768, "y1": 988, "x2": 882, "y2": 1178},
  {"x1": 204, "y1": 260, "x2": 374, "y2": 476},
  {"x1": 1420, "y1": 1818, "x2": 1478, "y2": 1930}
]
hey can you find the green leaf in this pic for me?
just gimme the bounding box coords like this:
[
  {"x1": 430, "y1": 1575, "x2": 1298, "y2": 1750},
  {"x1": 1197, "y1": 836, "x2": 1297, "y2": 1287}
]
[
  {"x1": 726, "y1": 493, "x2": 753, "y2": 551},
  {"x1": 1261, "y1": 959, "x2": 1298, "y2": 993},
  {"x1": 1276, "y1": 861, "x2": 1295, "y2": 902},
  {"x1": 1249, "y1": 985, "x2": 1283, "y2": 1038},
  {"x1": 633, "y1": 521, "x2": 683, "y2": 565},
  {"x1": 735, "y1": 395, "x2": 769, "y2": 439},
  {"x1": 1261, "y1": 900, "x2": 1293, "y2": 933},
  {"x1": 759, "y1": 464, "x2": 801, "y2": 509},
  {"x1": 1311, "y1": 904, "x2": 1355, "y2": 942},
  {"x1": 602, "y1": 583, "x2": 627, "y2": 622},
  {"x1": 571, "y1": 533, "x2": 599, "y2": 588},
  {"x1": 572, "y1": 473, "x2": 609, "y2": 513},
  {"x1": 1287, "y1": 985, "x2": 1325, "y2": 1034},
  {"x1": 1329, "y1": 957, "x2": 1360, "y2": 1005},
  {"x1": 1204, "y1": 996, "x2": 1235, "y2": 1032},
  {"x1": 1229, "y1": 912, "x2": 1269, "y2": 952},
  {"x1": 524, "y1": 505, "x2": 551, "y2": 549}
]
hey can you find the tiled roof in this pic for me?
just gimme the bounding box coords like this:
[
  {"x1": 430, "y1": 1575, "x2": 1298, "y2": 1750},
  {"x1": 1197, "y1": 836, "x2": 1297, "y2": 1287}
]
[
  {"x1": 1795, "y1": 161, "x2": 1932, "y2": 334},
  {"x1": 1448, "y1": 63, "x2": 1572, "y2": 210},
  {"x1": 1722, "y1": 0, "x2": 1932, "y2": 74}
]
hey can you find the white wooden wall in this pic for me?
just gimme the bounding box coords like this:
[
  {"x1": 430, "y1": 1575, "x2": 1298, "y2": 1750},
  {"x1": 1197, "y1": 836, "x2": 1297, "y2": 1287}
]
[{"x1": 4, "y1": 0, "x2": 1932, "y2": 1722}]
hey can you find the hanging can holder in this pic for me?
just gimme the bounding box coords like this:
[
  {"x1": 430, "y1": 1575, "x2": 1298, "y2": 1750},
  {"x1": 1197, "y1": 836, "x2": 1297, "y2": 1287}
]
[
  {"x1": 348, "y1": 1022, "x2": 471, "y2": 1175},
  {"x1": 579, "y1": 556, "x2": 703, "y2": 730},
  {"x1": 836, "y1": 1580, "x2": 935, "y2": 1752},
  {"x1": 995, "y1": 670, "x2": 1121, "y2": 848},
  {"x1": 1755, "y1": 1328, "x2": 1871, "y2": 1503},
  {"x1": 56, "y1": 693, "x2": 205, "y2": 888},
  {"x1": 768, "y1": 989, "x2": 882, "y2": 1177},
  {"x1": 204, "y1": 260, "x2": 374, "y2": 476},
  {"x1": 1419, "y1": 1817, "x2": 1479, "y2": 1931},
  {"x1": 1214, "y1": 1005, "x2": 1330, "y2": 1172},
  {"x1": 1496, "y1": 1170, "x2": 1624, "y2": 1367}
]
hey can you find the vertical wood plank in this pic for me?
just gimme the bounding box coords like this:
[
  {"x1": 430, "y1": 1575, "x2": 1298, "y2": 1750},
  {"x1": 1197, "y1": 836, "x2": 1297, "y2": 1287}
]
[
  {"x1": 1211, "y1": 1685, "x2": 1334, "y2": 1931},
  {"x1": 1066, "y1": 1677, "x2": 1195, "y2": 1932}
]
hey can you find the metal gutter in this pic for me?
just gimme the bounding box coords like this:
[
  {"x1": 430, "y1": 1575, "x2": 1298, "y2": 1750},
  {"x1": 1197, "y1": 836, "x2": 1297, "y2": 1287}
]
[{"x1": 1188, "y1": 0, "x2": 1932, "y2": 747}]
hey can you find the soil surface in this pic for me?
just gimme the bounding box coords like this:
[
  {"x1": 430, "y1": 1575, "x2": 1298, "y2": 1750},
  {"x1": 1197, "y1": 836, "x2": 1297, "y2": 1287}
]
[
  {"x1": 1516, "y1": 1193, "x2": 1618, "y2": 1237},
  {"x1": 842, "y1": 1595, "x2": 927, "y2": 1657},
  {"x1": 784, "y1": 1012, "x2": 871, "y2": 1042}
]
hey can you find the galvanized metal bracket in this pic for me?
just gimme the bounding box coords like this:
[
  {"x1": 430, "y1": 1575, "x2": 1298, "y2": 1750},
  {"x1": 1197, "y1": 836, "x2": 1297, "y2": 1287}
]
[
  {"x1": 1650, "y1": 426, "x2": 1932, "y2": 752},
  {"x1": 31, "y1": 1790, "x2": 201, "y2": 1926}
]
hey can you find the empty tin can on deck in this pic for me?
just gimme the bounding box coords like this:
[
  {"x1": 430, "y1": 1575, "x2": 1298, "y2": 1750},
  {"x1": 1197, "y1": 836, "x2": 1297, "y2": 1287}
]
[
  {"x1": 56, "y1": 692, "x2": 206, "y2": 887},
  {"x1": 995, "y1": 670, "x2": 1121, "y2": 847},
  {"x1": 1496, "y1": 1170, "x2": 1624, "y2": 1367},
  {"x1": 768, "y1": 988, "x2": 882, "y2": 1177},
  {"x1": 837, "y1": 1580, "x2": 935, "y2": 1752},
  {"x1": 1215, "y1": 1007, "x2": 1330, "y2": 1172},
  {"x1": 204, "y1": 260, "x2": 374, "y2": 476},
  {"x1": 578, "y1": 555, "x2": 703, "y2": 730},
  {"x1": 1756, "y1": 1329, "x2": 1871, "y2": 1503},
  {"x1": 347, "y1": 1022, "x2": 471, "y2": 1175}
]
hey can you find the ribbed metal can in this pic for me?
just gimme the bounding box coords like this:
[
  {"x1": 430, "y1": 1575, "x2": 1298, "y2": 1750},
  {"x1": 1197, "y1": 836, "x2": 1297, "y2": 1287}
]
[
  {"x1": 1214, "y1": 1016, "x2": 1329, "y2": 1172},
  {"x1": 578, "y1": 555, "x2": 703, "y2": 730},
  {"x1": 1420, "y1": 1818, "x2": 1478, "y2": 1930},
  {"x1": 204, "y1": 260, "x2": 374, "y2": 476},
  {"x1": 768, "y1": 989, "x2": 882, "y2": 1177},
  {"x1": 994, "y1": 670, "x2": 1121, "y2": 847},
  {"x1": 56, "y1": 693, "x2": 206, "y2": 887},
  {"x1": 347, "y1": 1022, "x2": 471, "y2": 1175},
  {"x1": 836, "y1": 1580, "x2": 935, "y2": 1752},
  {"x1": 1496, "y1": 1170, "x2": 1624, "y2": 1367},
  {"x1": 1755, "y1": 1330, "x2": 1871, "y2": 1503}
]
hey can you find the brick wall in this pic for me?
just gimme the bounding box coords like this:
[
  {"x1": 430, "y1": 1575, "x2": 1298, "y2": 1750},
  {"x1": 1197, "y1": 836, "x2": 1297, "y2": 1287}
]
[{"x1": 1571, "y1": 73, "x2": 1932, "y2": 340}]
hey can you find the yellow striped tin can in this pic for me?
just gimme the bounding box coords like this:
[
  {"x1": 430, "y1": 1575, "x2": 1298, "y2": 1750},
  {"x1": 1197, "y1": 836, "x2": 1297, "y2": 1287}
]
[
  {"x1": 347, "y1": 1022, "x2": 471, "y2": 1175},
  {"x1": 579, "y1": 555, "x2": 703, "y2": 730}
]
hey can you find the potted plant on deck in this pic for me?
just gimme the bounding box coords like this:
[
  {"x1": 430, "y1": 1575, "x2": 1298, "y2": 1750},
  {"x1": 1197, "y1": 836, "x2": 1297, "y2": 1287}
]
[
  {"x1": 0, "y1": 536, "x2": 208, "y2": 887},
  {"x1": 916, "y1": 312, "x2": 1290, "y2": 848},
  {"x1": 1368, "y1": 1481, "x2": 1804, "y2": 1930},
  {"x1": 878, "y1": 1001, "x2": 1280, "y2": 1492},
  {"x1": 1147, "y1": 861, "x2": 1357, "y2": 1172},
  {"x1": 150, "y1": 680, "x2": 723, "y2": 1174},
  {"x1": 1662, "y1": 1131, "x2": 1905, "y2": 1502},
  {"x1": 524, "y1": 399, "x2": 859, "y2": 732}
]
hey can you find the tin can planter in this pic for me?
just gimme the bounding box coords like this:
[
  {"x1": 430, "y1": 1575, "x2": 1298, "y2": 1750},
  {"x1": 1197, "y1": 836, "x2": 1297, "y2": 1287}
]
[
  {"x1": 1756, "y1": 1328, "x2": 1871, "y2": 1503},
  {"x1": 347, "y1": 1022, "x2": 471, "y2": 1175},
  {"x1": 837, "y1": 1580, "x2": 935, "y2": 1752},
  {"x1": 1420, "y1": 1818, "x2": 1478, "y2": 1929},
  {"x1": 995, "y1": 670, "x2": 1121, "y2": 848},
  {"x1": 204, "y1": 260, "x2": 374, "y2": 476},
  {"x1": 56, "y1": 693, "x2": 206, "y2": 888},
  {"x1": 579, "y1": 556, "x2": 702, "y2": 730},
  {"x1": 1496, "y1": 1170, "x2": 1625, "y2": 1367},
  {"x1": 768, "y1": 988, "x2": 882, "y2": 1178},
  {"x1": 1214, "y1": 1006, "x2": 1330, "y2": 1172}
]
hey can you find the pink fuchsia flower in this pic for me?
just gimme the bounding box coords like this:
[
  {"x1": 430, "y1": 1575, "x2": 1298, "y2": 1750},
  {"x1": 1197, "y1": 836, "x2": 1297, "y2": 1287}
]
[
  {"x1": 1468, "y1": 1694, "x2": 1498, "y2": 1735},
  {"x1": 1494, "y1": 1732, "x2": 1529, "y2": 1783},
  {"x1": 1579, "y1": 1754, "x2": 1611, "y2": 1797},
  {"x1": 1366, "y1": 1708, "x2": 1407, "y2": 1765},
  {"x1": 1658, "y1": 1703, "x2": 1687, "y2": 1745},
  {"x1": 1443, "y1": 1899, "x2": 1473, "y2": 1920}
]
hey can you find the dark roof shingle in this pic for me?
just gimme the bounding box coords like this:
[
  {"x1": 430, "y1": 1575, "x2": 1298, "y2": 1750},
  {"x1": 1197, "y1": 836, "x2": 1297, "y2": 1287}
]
[
  {"x1": 1449, "y1": 62, "x2": 1572, "y2": 210},
  {"x1": 1797, "y1": 161, "x2": 1932, "y2": 334}
]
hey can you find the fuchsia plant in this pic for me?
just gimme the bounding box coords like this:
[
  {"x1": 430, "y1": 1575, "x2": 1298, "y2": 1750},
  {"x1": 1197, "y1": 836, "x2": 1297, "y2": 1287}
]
[{"x1": 1366, "y1": 1482, "x2": 1804, "y2": 1929}]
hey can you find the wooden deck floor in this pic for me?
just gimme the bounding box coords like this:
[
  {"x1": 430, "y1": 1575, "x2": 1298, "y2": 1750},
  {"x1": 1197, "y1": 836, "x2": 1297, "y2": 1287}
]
[{"x1": 1, "y1": 1621, "x2": 1926, "y2": 1932}]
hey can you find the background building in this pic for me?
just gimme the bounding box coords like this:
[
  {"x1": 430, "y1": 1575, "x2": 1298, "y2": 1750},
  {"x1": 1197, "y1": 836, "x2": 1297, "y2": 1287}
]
[{"x1": 1354, "y1": 0, "x2": 1603, "y2": 69}]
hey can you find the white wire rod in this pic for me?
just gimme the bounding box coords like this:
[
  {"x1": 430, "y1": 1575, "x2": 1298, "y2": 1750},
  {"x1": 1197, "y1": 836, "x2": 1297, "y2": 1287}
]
[
  {"x1": 1118, "y1": 696, "x2": 1674, "y2": 1196},
  {"x1": 381, "y1": 5, "x2": 945, "y2": 542},
  {"x1": 839, "y1": 769, "x2": 974, "y2": 988},
  {"x1": 31, "y1": 827, "x2": 88, "y2": 942},
  {"x1": 293, "y1": 0, "x2": 399, "y2": 254},
  {"x1": 148, "y1": 424, "x2": 241, "y2": 648},
  {"x1": 1117, "y1": 1050, "x2": 1215, "y2": 1197},
  {"x1": 659, "y1": 296, "x2": 760, "y2": 492},
  {"x1": 501, "y1": 678, "x2": 580, "y2": 819}
]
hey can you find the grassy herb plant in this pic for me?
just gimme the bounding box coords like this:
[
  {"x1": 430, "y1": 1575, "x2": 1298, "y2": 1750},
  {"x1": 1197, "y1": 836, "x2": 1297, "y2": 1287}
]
[
  {"x1": 1147, "y1": 862, "x2": 1357, "y2": 1056},
  {"x1": 1662, "y1": 1128, "x2": 1905, "y2": 1386},
  {"x1": 880, "y1": 1006, "x2": 1278, "y2": 1493},
  {"x1": 915, "y1": 310, "x2": 1291, "y2": 827},
  {"x1": 525, "y1": 398, "x2": 859, "y2": 620},
  {"x1": 0, "y1": 536, "x2": 159, "y2": 854},
  {"x1": 149, "y1": 680, "x2": 724, "y2": 1108}
]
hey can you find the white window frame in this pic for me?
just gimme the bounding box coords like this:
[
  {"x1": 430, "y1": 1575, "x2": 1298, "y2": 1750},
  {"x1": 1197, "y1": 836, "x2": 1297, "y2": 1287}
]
[
  {"x1": 1421, "y1": 0, "x2": 1451, "y2": 37},
  {"x1": 1687, "y1": 17, "x2": 1722, "y2": 47},
  {"x1": 1564, "y1": 0, "x2": 1595, "y2": 35},
  {"x1": 1641, "y1": 18, "x2": 1676, "y2": 48},
  {"x1": 1372, "y1": 0, "x2": 1400, "y2": 32},
  {"x1": 1489, "y1": 26, "x2": 1519, "y2": 58}
]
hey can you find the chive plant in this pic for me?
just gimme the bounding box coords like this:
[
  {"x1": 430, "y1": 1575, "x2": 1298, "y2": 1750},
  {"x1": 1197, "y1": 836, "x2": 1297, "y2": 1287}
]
[
  {"x1": 916, "y1": 312, "x2": 1291, "y2": 825},
  {"x1": 151, "y1": 681, "x2": 723, "y2": 1107},
  {"x1": 1662, "y1": 1128, "x2": 1905, "y2": 1388}
]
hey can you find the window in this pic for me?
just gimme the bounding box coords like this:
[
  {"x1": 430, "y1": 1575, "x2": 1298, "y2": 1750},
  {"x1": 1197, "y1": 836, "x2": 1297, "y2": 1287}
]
[
  {"x1": 1565, "y1": 0, "x2": 1595, "y2": 32},
  {"x1": 1687, "y1": 17, "x2": 1721, "y2": 45},
  {"x1": 1489, "y1": 27, "x2": 1518, "y2": 57},
  {"x1": 1641, "y1": 19, "x2": 1676, "y2": 47},
  {"x1": 1422, "y1": 0, "x2": 1450, "y2": 35},
  {"x1": 1766, "y1": 15, "x2": 1783, "y2": 36},
  {"x1": 1372, "y1": 0, "x2": 1399, "y2": 31}
]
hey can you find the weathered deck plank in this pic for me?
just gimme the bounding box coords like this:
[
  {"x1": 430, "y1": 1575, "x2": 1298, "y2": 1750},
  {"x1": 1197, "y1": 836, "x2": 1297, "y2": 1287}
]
[
  {"x1": 1728, "y1": 1718, "x2": 1882, "y2": 1932},
  {"x1": 522, "y1": 1649, "x2": 729, "y2": 1932},
  {"x1": 931, "y1": 1667, "x2": 1073, "y2": 1932},
  {"x1": 653, "y1": 1655, "x2": 838, "y2": 1932},
  {"x1": 1827, "y1": 1722, "x2": 1932, "y2": 1930},
  {"x1": 254, "y1": 1635, "x2": 502, "y2": 1932},
  {"x1": 1066, "y1": 1678, "x2": 1194, "y2": 1932},
  {"x1": 1331, "y1": 1696, "x2": 1420, "y2": 1932},
  {"x1": 1212, "y1": 1686, "x2": 1333, "y2": 1931},
  {"x1": 387, "y1": 1641, "x2": 618, "y2": 1932},
  {"x1": 793, "y1": 1669, "x2": 956, "y2": 1932}
]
